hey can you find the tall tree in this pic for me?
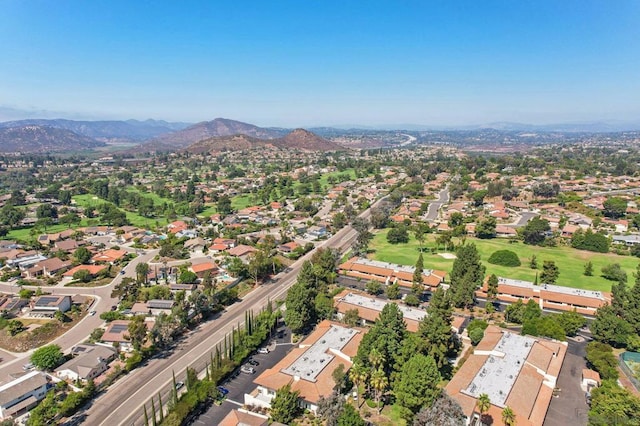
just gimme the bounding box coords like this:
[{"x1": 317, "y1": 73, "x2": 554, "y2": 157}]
[
  {"x1": 487, "y1": 274, "x2": 499, "y2": 302},
  {"x1": 520, "y1": 217, "x2": 550, "y2": 245},
  {"x1": 418, "y1": 287, "x2": 456, "y2": 371},
  {"x1": 136, "y1": 262, "x2": 150, "y2": 285},
  {"x1": 370, "y1": 367, "x2": 388, "y2": 412},
  {"x1": 626, "y1": 264, "x2": 640, "y2": 333},
  {"x1": 449, "y1": 243, "x2": 485, "y2": 308},
  {"x1": 540, "y1": 260, "x2": 559, "y2": 284},
  {"x1": 502, "y1": 406, "x2": 516, "y2": 426},
  {"x1": 393, "y1": 354, "x2": 441, "y2": 421},
  {"x1": 270, "y1": 384, "x2": 302, "y2": 424},
  {"x1": 351, "y1": 217, "x2": 373, "y2": 257},
  {"x1": 477, "y1": 393, "x2": 491, "y2": 423}
]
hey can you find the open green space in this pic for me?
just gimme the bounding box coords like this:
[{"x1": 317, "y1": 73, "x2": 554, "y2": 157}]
[
  {"x1": 73, "y1": 194, "x2": 166, "y2": 228},
  {"x1": 231, "y1": 194, "x2": 255, "y2": 210},
  {"x1": 126, "y1": 187, "x2": 174, "y2": 206},
  {"x1": 370, "y1": 229, "x2": 640, "y2": 292}
]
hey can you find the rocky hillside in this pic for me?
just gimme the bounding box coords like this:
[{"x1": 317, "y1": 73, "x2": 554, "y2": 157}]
[
  {"x1": 184, "y1": 128, "x2": 343, "y2": 154},
  {"x1": 0, "y1": 125, "x2": 105, "y2": 153}
]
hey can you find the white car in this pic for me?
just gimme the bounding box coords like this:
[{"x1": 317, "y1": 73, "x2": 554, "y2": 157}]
[
  {"x1": 89, "y1": 310, "x2": 96, "y2": 316},
  {"x1": 257, "y1": 347, "x2": 269, "y2": 354},
  {"x1": 241, "y1": 366, "x2": 255, "y2": 374}
]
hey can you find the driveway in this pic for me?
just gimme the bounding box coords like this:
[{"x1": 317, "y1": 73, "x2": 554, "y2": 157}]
[
  {"x1": 544, "y1": 338, "x2": 590, "y2": 426},
  {"x1": 190, "y1": 328, "x2": 294, "y2": 425}
]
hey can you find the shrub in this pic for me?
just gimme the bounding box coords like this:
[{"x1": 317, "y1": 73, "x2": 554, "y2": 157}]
[{"x1": 487, "y1": 250, "x2": 521, "y2": 267}]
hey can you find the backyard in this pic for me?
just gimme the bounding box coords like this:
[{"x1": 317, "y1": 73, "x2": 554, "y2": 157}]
[{"x1": 369, "y1": 230, "x2": 640, "y2": 292}]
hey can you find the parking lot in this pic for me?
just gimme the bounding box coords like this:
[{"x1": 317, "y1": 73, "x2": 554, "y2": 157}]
[
  {"x1": 191, "y1": 327, "x2": 293, "y2": 425},
  {"x1": 544, "y1": 337, "x2": 590, "y2": 426}
]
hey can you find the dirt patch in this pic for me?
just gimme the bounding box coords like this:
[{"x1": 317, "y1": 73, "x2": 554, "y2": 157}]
[{"x1": 0, "y1": 311, "x2": 87, "y2": 352}]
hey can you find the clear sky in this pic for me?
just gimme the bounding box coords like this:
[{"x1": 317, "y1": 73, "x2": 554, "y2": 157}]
[{"x1": 1, "y1": 0, "x2": 639, "y2": 127}]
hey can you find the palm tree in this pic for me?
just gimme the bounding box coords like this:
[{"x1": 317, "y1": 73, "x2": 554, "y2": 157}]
[
  {"x1": 477, "y1": 393, "x2": 491, "y2": 425},
  {"x1": 368, "y1": 348, "x2": 385, "y2": 370},
  {"x1": 502, "y1": 406, "x2": 516, "y2": 426},
  {"x1": 370, "y1": 367, "x2": 388, "y2": 413},
  {"x1": 348, "y1": 362, "x2": 368, "y2": 408}
]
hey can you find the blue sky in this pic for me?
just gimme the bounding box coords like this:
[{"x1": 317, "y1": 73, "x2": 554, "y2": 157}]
[{"x1": 1, "y1": 0, "x2": 639, "y2": 127}]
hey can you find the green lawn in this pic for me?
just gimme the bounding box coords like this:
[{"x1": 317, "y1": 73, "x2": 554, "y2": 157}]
[
  {"x1": 231, "y1": 194, "x2": 255, "y2": 210},
  {"x1": 370, "y1": 230, "x2": 639, "y2": 292},
  {"x1": 73, "y1": 194, "x2": 166, "y2": 228},
  {"x1": 126, "y1": 187, "x2": 174, "y2": 206}
]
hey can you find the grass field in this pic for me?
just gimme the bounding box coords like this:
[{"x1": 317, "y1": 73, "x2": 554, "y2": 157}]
[
  {"x1": 73, "y1": 194, "x2": 166, "y2": 228},
  {"x1": 370, "y1": 230, "x2": 640, "y2": 292},
  {"x1": 126, "y1": 187, "x2": 174, "y2": 206},
  {"x1": 231, "y1": 194, "x2": 255, "y2": 210}
]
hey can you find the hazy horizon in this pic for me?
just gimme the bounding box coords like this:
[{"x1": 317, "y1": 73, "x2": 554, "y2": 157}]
[{"x1": 1, "y1": 1, "x2": 639, "y2": 127}]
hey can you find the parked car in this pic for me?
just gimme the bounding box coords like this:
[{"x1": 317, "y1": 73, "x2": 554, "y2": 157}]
[
  {"x1": 247, "y1": 359, "x2": 259, "y2": 366},
  {"x1": 217, "y1": 386, "x2": 229, "y2": 395},
  {"x1": 89, "y1": 310, "x2": 96, "y2": 316},
  {"x1": 257, "y1": 347, "x2": 269, "y2": 354},
  {"x1": 240, "y1": 365, "x2": 255, "y2": 374},
  {"x1": 176, "y1": 381, "x2": 184, "y2": 390}
]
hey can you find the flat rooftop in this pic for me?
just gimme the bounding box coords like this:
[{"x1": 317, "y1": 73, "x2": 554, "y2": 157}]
[
  {"x1": 350, "y1": 257, "x2": 438, "y2": 276},
  {"x1": 338, "y1": 292, "x2": 426, "y2": 323},
  {"x1": 498, "y1": 277, "x2": 606, "y2": 300},
  {"x1": 281, "y1": 324, "x2": 358, "y2": 382},
  {"x1": 462, "y1": 332, "x2": 536, "y2": 407}
]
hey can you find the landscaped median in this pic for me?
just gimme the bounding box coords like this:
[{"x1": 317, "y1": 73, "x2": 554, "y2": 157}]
[{"x1": 145, "y1": 305, "x2": 279, "y2": 426}]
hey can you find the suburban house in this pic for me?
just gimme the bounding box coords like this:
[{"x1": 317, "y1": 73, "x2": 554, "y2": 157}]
[
  {"x1": 227, "y1": 245, "x2": 257, "y2": 263},
  {"x1": 0, "y1": 371, "x2": 50, "y2": 420},
  {"x1": 55, "y1": 344, "x2": 118, "y2": 382},
  {"x1": 101, "y1": 320, "x2": 132, "y2": 350},
  {"x1": 245, "y1": 320, "x2": 364, "y2": 413},
  {"x1": 147, "y1": 299, "x2": 175, "y2": 316},
  {"x1": 190, "y1": 261, "x2": 219, "y2": 278},
  {"x1": 0, "y1": 297, "x2": 28, "y2": 315},
  {"x1": 91, "y1": 248, "x2": 127, "y2": 264},
  {"x1": 23, "y1": 257, "x2": 72, "y2": 279},
  {"x1": 446, "y1": 326, "x2": 567, "y2": 426},
  {"x1": 184, "y1": 237, "x2": 207, "y2": 252},
  {"x1": 277, "y1": 241, "x2": 300, "y2": 254},
  {"x1": 63, "y1": 264, "x2": 107, "y2": 278},
  {"x1": 338, "y1": 257, "x2": 446, "y2": 290},
  {"x1": 31, "y1": 295, "x2": 72, "y2": 316},
  {"x1": 475, "y1": 277, "x2": 611, "y2": 316}
]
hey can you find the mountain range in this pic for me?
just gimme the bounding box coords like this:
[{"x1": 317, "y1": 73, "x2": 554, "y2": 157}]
[
  {"x1": 136, "y1": 118, "x2": 288, "y2": 152},
  {"x1": 0, "y1": 125, "x2": 105, "y2": 153},
  {"x1": 0, "y1": 118, "x2": 190, "y2": 142}
]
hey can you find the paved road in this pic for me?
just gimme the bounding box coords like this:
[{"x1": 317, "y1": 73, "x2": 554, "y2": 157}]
[
  {"x1": 508, "y1": 211, "x2": 538, "y2": 228},
  {"x1": 83, "y1": 199, "x2": 381, "y2": 426},
  {"x1": 0, "y1": 249, "x2": 159, "y2": 378},
  {"x1": 425, "y1": 185, "x2": 450, "y2": 222}
]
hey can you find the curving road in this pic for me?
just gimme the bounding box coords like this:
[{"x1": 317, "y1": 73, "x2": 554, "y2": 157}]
[
  {"x1": 425, "y1": 185, "x2": 450, "y2": 222},
  {"x1": 0, "y1": 249, "x2": 159, "y2": 378},
  {"x1": 83, "y1": 199, "x2": 380, "y2": 426}
]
